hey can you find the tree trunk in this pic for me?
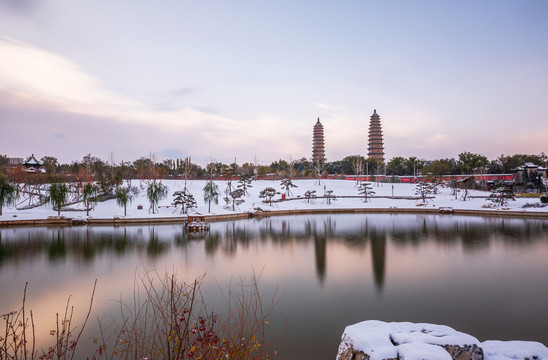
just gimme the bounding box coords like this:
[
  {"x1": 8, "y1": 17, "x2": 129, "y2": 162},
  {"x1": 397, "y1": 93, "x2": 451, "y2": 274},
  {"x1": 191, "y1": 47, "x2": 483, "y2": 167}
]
[
  {"x1": 208, "y1": 200, "x2": 211, "y2": 213},
  {"x1": 57, "y1": 204, "x2": 61, "y2": 216},
  {"x1": 124, "y1": 203, "x2": 127, "y2": 217}
]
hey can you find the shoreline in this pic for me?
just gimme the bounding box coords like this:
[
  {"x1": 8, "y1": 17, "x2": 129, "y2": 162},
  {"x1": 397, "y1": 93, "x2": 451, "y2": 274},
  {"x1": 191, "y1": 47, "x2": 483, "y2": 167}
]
[{"x1": 2, "y1": 207, "x2": 548, "y2": 228}]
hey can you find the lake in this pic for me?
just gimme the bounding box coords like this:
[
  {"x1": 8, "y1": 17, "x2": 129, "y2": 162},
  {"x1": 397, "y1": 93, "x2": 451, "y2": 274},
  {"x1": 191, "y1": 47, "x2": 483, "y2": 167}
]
[{"x1": 1, "y1": 214, "x2": 548, "y2": 359}]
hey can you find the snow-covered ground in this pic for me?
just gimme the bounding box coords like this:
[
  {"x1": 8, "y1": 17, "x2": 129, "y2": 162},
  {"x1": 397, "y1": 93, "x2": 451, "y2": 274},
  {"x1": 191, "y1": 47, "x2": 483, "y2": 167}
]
[{"x1": 2, "y1": 179, "x2": 547, "y2": 221}]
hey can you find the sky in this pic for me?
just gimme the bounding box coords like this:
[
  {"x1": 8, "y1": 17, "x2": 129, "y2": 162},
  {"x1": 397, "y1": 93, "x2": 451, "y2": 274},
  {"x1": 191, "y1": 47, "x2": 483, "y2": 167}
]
[{"x1": 1, "y1": 0, "x2": 547, "y2": 166}]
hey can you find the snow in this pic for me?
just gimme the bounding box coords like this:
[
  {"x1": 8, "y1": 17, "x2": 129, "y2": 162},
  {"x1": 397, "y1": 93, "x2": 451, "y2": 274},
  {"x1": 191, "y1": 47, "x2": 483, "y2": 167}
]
[
  {"x1": 338, "y1": 321, "x2": 548, "y2": 360},
  {"x1": 482, "y1": 340, "x2": 548, "y2": 360},
  {"x1": 338, "y1": 320, "x2": 480, "y2": 360},
  {"x1": 339, "y1": 320, "x2": 399, "y2": 360},
  {"x1": 398, "y1": 343, "x2": 452, "y2": 360},
  {"x1": 389, "y1": 322, "x2": 480, "y2": 347},
  {"x1": 1, "y1": 179, "x2": 547, "y2": 221}
]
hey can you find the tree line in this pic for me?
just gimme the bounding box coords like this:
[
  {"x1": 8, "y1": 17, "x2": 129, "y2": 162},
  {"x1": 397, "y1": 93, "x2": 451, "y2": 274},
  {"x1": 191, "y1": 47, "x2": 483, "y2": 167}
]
[{"x1": 1, "y1": 152, "x2": 547, "y2": 182}]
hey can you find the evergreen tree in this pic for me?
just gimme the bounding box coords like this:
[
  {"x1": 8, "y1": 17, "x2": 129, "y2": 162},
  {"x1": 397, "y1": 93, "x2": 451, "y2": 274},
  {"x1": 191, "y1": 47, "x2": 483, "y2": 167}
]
[
  {"x1": 228, "y1": 188, "x2": 245, "y2": 211},
  {"x1": 357, "y1": 181, "x2": 375, "y2": 203},
  {"x1": 280, "y1": 178, "x2": 297, "y2": 197},
  {"x1": 0, "y1": 175, "x2": 17, "y2": 216},
  {"x1": 323, "y1": 190, "x2": 336, "y2": 205},
  {"x1": 203, "y1": 180, "x2": 220, "y2": 213},
  {"x1": 304, "y1": 190, "x2": 317, "y2": 203},
  {"x1": 414, "y1": 181, "x2": 433, "y2": 204},
  {"x1": 48, "y1": 183, "x2": 68, "y2": 216},
  {"x1": 172, "y1": 189, "x2": 197, "y2": 214},
  {"x1": 487, "y1": 186, "x2": 515, "y2": 207},
  {"x1": 237, "y1": 174, "x2": 253, "y2": 196},
  {"x1": 259, "y1": 187, "x2": 279, "y2": 206}
]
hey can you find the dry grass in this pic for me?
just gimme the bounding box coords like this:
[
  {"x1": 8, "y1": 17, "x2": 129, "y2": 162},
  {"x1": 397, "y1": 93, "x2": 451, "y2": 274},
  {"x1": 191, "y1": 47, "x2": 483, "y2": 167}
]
[
  {"x1": 2, "y1": 271, "x2": 278, "y2": 360},
  {"x1": 515, "y1": 193, "x2": 543, "y2": 198},
  {"x1": 1, "y1": 281, "x2": 96, "y2": 360}
]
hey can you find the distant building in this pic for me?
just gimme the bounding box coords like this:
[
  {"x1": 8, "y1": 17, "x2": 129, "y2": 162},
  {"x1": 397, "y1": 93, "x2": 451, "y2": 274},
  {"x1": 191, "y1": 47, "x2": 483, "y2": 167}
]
[
  {"x1": 367, "y1": 109, "x2": 385, "y2": 163},
  {"x1": 8, "y1": 157, "x2": 24, "y2": 166},
  {"x1": 515, "y1": 162, "x2": 547, "y2": 178},
  {"x1": 21, "y1": 154, "x2": 44, "y2": 173},
  {"x1": 312, "y1": 117, "x2": 326, "y2": 165}
]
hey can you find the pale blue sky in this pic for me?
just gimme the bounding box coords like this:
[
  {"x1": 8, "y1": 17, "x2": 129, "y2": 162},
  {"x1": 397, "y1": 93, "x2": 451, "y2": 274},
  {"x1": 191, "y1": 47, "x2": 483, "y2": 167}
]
[{"x1": 1, "y1": 0, "x2": 547, "y2": 164}]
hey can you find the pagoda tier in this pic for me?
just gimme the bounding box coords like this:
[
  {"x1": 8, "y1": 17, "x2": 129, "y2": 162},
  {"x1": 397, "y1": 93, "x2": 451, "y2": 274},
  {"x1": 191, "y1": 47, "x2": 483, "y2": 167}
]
[
  {"x1": 312, "y1": 117, "x2": 326, "y2": 164},
  {"x1": 367, "y1": 110, "x2": 385, "y2": 163}
]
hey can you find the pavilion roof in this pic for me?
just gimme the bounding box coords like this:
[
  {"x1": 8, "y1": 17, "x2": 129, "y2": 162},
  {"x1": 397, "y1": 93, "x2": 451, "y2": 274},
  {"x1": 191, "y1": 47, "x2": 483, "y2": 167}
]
[{"x1": 21, "y1": 154, "x2": 42, "y2": 166}]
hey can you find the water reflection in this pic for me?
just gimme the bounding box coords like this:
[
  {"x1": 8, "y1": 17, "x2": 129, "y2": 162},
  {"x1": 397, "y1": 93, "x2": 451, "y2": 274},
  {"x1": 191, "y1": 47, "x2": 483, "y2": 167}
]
[
  {"x1": 1, "y1": 214, "x2": 548, "y2": 360},
  {"x1": 370, "y1": 229, "x2": 387, "y2": 292},
  {"x1": 1, "y1": 215, "x2": 547, "y2": 291}
]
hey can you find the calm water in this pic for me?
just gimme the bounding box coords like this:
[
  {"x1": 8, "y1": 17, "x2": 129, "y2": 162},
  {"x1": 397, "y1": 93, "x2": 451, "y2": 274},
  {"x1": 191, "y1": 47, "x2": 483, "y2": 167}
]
[{"x1": 1, "y1": 214, "x2": 548, "y2": 359}]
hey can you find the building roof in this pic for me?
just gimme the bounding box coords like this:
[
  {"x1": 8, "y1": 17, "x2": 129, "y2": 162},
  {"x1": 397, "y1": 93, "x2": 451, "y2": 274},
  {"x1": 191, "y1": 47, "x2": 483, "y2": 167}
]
[{"x1": 21, "y1": 154, "x2": 42, "y2": 166}]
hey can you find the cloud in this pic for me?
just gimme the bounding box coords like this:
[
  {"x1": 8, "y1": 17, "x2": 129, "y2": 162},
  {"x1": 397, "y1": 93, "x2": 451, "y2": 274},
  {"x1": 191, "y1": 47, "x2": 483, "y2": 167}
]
[
  {"x1": 0, "y1": 37, "x2": 306, "y2": 164},
  {"x1": 158, "y1": 148, "x2": 187, "y2": 159},
  {"x1": 170, "y1": 87, "x2": 198, "y2": 97},
  {"x1": 52, "y1": 132, "x2": 66, "y2": 139},
  {"x1": 0, "y1": 0, "x2": 39, "y2": 13},
  {"x1": 314, "y1": 102, "x2": 337, "y2": 111}
]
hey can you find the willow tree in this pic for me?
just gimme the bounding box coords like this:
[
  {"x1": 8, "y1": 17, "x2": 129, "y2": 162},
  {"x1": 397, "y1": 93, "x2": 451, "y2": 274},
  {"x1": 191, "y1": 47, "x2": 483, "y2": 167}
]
[
  {"x1": 203, "y1": 181, "x2": 220, "y2": 213},
  {"x1": 0, "y1": 175, "x2": 17, "y2": 216},
  {"x1": 115, "y1": 184, "x2": 138, "y2": 216},
  {"x1": 147, "y1": 182, "x2": 168, "y2": 214},
  {"x1": 82, "y1": 182, "x2": 99, "y2": 216},
  {"x1": 49, "y1": 183, "x2": 68, "y2": 216}
]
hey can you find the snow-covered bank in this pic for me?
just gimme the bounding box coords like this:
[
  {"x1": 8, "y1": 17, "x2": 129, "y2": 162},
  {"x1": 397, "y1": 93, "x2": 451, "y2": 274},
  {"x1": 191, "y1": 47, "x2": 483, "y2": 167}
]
[
  {"x1": 337, "y1": 320, "x2": 548, "y2": 360},
  {"x1": 1, "y1": 179, "x2": 547, "y2": 222}
]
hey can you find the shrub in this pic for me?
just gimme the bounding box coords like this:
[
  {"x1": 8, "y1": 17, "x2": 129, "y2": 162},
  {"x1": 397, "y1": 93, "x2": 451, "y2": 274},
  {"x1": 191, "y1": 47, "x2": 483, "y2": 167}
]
[{"x1": 1, "y1": 271, "x2": 277, "y2": 360}]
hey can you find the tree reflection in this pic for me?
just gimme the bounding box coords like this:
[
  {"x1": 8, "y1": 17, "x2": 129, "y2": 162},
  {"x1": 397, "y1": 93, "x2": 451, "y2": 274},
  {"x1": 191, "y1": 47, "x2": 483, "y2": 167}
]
[
  {"x1": 204, "y1": 231, "x2": 221, "y2": 256},
  {"x1": 48, "y1": 229, "x2": 66, "y2": 262},
  {"x1": 146, "y1": 227, "x2": 167, "y2": 258},
  {"x1": 114, "y1": 228, "x2": 129, "y2": 255},
  {"x1": 313, "y1": 234, "x2": 327, "y2": 284},
  {"x1": 1, "y1": 215, "x2": 547, "y2": 293},
  {"x1": 369, "y1": 229, "x2": 387, "y2": 293}
]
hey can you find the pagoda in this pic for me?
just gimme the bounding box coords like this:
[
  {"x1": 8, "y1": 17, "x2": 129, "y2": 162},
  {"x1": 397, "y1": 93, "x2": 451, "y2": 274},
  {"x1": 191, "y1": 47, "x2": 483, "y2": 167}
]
[
  {"x1": 367, "y1": 110, "x2": 385, "y2": 163},
  {"x1": 312, "y1": 118, "x2": 326, "y2": 165}
]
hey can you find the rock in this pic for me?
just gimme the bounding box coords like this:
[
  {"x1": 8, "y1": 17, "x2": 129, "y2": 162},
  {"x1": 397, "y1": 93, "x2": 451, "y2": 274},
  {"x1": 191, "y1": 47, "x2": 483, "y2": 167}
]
[
  {"x1": 442, "y1": 345, "x2": 483, "y2": 360},
  {"x1": 337, "y1": 320, "x2": 398, "y2": 360},
  {"x1": 337, "y1": 321, "x2": 548, "y2": 360},
  {"x1": 481, "y1": 340, "x2": 548, "y2": 360},
  {"x1": 337, "y1": 321, "x2": 481, "y2": 360}
]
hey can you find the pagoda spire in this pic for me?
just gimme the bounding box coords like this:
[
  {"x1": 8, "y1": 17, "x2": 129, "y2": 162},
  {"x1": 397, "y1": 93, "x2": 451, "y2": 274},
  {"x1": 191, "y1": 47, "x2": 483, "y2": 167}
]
[
  {"x1": 367, "y1": 109, "x2": 385, "y2": 163},
  {"x1": 312, "y1": 117, "x2": 326, "y2": 165}
]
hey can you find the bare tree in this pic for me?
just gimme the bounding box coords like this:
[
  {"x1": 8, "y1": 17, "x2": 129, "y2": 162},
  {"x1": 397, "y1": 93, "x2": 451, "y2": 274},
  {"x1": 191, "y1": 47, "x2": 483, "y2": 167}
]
[
  {"x1": 180, "y1": 157, "x2": 193, "y2": 191},
  {"x1": 313, "y1": 162, "x2": 324, "y2": 186},
  {"x1": 352, "y1": 157, "x2": 364, "y2": 187}
]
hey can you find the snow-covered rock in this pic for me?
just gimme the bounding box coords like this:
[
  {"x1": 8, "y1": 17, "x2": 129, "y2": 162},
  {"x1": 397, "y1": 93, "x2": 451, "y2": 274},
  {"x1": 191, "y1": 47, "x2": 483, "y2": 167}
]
[
  {"x1": 482, "y1": 340, "x2": 548, "y2": 360},
  {"x1": 337, "y1": 321, "x2": 548, "y2": 360}
]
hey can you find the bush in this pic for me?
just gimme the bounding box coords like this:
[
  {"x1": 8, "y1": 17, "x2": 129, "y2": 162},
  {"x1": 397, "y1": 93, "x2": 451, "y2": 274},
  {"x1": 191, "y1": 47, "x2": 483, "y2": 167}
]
[{"x1": 1, "y1": 271, "x2": 278, "y2": 360}]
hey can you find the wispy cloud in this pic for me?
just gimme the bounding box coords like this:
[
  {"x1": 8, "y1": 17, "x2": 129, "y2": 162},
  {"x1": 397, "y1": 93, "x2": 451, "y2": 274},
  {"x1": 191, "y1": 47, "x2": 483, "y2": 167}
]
[
  {"x1": 169, "y1": 87, "x2": 198, "y2": 97},
  {"x1": 0, "y1": 37, "x2": 305, "y2": 163},
  {"x1": 0, "y1": 0, "x2": 39, "y2": 13}
]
